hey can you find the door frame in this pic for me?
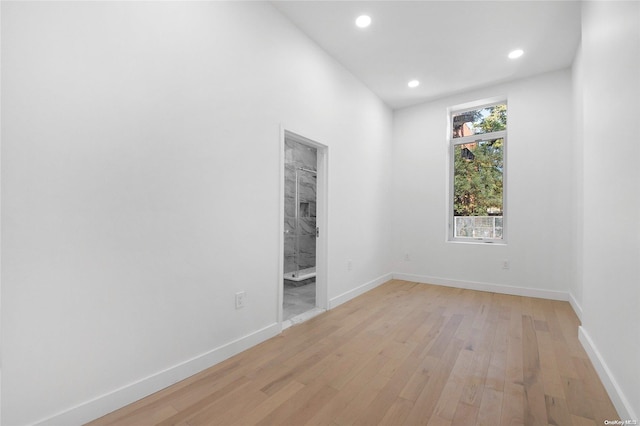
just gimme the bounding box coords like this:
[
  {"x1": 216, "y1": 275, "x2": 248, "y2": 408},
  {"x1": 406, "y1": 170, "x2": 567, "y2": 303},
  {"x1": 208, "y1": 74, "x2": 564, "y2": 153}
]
[{"x1": 278, "y1": 126, "x2": 328, "y2": 328}]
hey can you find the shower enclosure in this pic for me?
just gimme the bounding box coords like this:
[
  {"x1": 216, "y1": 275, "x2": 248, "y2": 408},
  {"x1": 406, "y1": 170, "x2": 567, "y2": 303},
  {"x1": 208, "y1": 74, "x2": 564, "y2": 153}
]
[{"x1": 283, "y1": 140, "x2": 317, "y2": 282}]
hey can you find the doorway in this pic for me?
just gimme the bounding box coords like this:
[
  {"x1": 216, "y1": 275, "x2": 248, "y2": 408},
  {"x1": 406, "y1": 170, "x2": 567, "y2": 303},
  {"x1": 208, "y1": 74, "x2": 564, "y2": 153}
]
[{"x1": 280, "y1": 129, "x2": 327, "y2": 328}]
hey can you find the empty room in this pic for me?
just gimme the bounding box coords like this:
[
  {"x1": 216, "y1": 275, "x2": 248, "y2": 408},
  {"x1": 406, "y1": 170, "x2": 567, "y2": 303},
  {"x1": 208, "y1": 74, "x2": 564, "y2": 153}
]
[{"x1": 1, "y1": 1, "x2": 638, "y2": 425}]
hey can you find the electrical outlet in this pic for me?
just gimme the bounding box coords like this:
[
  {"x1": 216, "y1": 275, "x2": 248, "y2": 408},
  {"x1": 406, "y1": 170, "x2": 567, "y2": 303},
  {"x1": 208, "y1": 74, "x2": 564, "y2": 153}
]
[
  {"x1": 347, "y1": 259, "x2": 353, "y2": 271},
  {"x1": 502, "y1": 260, "x2": 510, "y2": 270},
  {"x1": 235, "y1": 291, "x2": 246, "y2": 309}
]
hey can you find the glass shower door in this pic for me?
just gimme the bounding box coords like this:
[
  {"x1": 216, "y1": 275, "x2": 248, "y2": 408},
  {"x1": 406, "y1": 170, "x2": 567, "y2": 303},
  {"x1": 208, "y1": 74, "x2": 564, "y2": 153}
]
[{"x1": 294, "y1": 168, "x2": 317, "y2": 279}]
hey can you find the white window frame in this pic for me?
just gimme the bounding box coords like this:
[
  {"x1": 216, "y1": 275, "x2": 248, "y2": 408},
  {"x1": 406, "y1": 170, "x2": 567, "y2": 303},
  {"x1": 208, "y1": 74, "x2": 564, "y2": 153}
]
[{"x1": 447, "y1": 100, "x2": 507, "y2": 244}]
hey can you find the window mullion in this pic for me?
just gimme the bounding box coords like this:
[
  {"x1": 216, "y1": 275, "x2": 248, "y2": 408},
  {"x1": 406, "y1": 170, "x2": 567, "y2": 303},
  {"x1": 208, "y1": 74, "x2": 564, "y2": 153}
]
[{"x1": 451, "y1": 130, "x2": 506, "y2": 145}]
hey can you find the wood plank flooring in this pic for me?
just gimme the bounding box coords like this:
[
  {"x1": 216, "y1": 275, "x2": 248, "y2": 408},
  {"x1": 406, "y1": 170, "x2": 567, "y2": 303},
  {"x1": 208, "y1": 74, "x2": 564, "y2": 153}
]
[{"x1": 87, "y1": 280, "x2": 619, "y2": 425}]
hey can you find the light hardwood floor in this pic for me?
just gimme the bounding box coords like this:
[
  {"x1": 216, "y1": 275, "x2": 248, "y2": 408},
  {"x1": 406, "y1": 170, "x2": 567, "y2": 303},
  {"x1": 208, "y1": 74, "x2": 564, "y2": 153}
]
[{"x1": 87, "y1": 280, "x2": 619, "y2": 425}]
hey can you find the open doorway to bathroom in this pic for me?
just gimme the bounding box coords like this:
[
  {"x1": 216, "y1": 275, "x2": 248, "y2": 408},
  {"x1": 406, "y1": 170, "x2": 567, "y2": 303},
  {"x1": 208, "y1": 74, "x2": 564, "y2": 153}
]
[{"x1": 281, "y1": 130, "x2": 327, "y2": 327}]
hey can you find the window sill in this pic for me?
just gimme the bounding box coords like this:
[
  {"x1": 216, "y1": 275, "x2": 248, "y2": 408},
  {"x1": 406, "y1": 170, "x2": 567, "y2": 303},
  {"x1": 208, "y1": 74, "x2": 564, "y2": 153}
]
[{"x1": 447, "y1": 239, "x2": 507, "y2": 246}]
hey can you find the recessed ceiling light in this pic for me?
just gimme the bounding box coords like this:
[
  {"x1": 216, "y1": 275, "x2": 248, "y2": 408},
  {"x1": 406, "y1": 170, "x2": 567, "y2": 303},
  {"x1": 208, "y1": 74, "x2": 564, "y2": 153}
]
[
  {"x1": 355, "y1": 15, "x2": 371, "y2": 28},
  {"x1": 508, "y1": 49, "x2": 524, "y2": 59},
  {"x1": 408, "y1": 80, "x2": 420, "y2": 88}
]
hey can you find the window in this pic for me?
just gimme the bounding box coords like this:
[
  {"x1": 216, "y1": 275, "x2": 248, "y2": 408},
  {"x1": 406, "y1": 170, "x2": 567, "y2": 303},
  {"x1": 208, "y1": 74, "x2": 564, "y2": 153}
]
[{"x1": 449, "y1": 102, "x2": 507, "y2": 242}]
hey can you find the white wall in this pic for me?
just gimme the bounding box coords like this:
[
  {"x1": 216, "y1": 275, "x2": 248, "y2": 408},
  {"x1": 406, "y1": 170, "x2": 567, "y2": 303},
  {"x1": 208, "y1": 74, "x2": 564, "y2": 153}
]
[
  {"x1": 0, "y1": 2, "x2": 393, "y2": 424},
  {"x1": 392, "y1": 70, "x2": 576, "y2": 298},
  {"x1": 578, "y1": 1, "x2": 640, "y2": 419}
]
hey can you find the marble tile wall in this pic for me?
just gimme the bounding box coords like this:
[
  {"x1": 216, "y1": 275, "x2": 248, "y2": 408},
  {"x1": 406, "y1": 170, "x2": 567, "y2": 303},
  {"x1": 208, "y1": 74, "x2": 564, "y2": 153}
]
[{"x1": 284, "y1": 138, "x2": 317, "y2": 275}]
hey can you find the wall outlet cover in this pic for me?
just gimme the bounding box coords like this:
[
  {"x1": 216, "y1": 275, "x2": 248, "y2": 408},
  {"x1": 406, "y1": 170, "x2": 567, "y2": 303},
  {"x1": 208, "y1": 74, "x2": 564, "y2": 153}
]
[{"x1": 235, "y1": 291, "x2": 246, "y2": 309}]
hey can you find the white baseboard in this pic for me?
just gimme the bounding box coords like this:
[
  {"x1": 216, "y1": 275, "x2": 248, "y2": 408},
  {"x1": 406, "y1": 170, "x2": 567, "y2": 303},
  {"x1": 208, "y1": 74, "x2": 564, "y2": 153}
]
[
  {"x1": 392, "y1": 272, "x2": 569, "y2": 301},
  {"x1": 329, "y1": 272, "x2": 392, "y2": 309},
  {"x1": 31, "y1": 272, "x2": 391, "y2": 425},
  {"x1": 28, "y1": 273, "x2": 589, "y2": 426},
  {"x1": 34, "y1": 322, "x2": 281, "y2": 426},
  {"x1": 568, "y1": 292, "x2": 583, "y2": 322},
  {"x1": 578, "y1": 326, "x2": 637, "y2": 421}
]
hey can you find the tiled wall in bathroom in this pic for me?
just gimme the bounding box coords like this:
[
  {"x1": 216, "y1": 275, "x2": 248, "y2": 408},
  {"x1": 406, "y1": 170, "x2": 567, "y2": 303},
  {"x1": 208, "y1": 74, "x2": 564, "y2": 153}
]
[{"x1": 284, "y1": 138, "x2": 317, "y2": 275}]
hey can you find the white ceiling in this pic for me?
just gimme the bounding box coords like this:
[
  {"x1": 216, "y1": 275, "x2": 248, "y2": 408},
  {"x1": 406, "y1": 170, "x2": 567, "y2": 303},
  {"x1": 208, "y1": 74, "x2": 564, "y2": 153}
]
[{"x1": 271, "y1": 1, "x2": 582, "y2": 109}]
